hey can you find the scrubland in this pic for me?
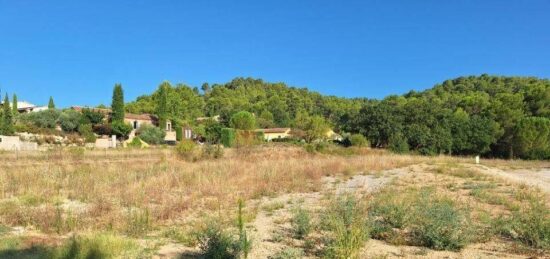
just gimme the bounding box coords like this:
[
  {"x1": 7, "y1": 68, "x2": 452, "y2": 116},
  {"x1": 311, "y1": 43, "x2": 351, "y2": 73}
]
[{"x1": 0, "y1": 145, "x2": 548, "y2": 258}]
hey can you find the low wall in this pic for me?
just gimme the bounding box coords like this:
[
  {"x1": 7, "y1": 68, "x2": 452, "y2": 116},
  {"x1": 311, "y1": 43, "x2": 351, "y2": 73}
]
[{"x1": 0, "y1": 135, "x2": 38, "y2": 151}]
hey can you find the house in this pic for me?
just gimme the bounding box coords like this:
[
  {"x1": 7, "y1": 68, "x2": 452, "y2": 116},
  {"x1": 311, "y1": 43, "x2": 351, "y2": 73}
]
[
  {"x1": 71, "y1": 106, "x2": 177, "y2": 142},
  {"x1": 256, "y1": 128, "x2": 292, "y2": 141},
  {"x1": 0, "y1": 101, "x2": 48, "y2": 113}
]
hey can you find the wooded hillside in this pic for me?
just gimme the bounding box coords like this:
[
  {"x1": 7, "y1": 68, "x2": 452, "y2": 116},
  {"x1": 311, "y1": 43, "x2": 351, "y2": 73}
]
[{"x1": 125, "y1": 75, "x2": 550, "y2": 159}]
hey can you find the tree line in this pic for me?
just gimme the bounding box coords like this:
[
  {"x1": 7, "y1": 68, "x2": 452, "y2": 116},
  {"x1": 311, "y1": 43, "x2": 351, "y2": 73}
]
[{"x1": 127, "y1": 75, "x2": 550, "y2": 159}]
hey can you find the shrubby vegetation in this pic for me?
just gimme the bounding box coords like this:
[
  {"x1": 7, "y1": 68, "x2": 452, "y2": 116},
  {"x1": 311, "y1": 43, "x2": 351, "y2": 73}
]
[
  {"x1": 126, "y1": 75, "x2": 549, "y2": 159},
  {"x1": 137, "y1": 124, "x2": 166, "y2": 144}
]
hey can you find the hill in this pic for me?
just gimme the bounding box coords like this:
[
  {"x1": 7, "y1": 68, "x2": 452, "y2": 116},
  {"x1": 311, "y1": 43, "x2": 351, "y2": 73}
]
[{"x1": 126, "y1": 75, "x2": 550, "y2": 159}]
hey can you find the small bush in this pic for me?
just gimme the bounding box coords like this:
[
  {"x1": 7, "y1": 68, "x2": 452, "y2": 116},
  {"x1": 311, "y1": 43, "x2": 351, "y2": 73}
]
[
  {"x1": 388, "y1": 133, "x2": 409, "y2": 154},
  {"x1": 498, "y1": 198, "x2": 550, "y2": 250},
  {"x1": 19, "y1": 109, "x2": 60, "y2": 129},
  {"x1": 58, "y1": 109, "x2": 83, "y2": 132},
  {"x1": 271, "y1": 248, "x2": 305, "y2": 259},
  {"x1": 197, "y1": 223, "x2": 240, "y2": 259},
  {"x1": 221, "y1": 128, "x2": 236, "y2": 147},
  {"x1": 176, "y1": 140, "x2": 198, "y2": 161},
  {"x1": 111, "y1": 121, "x2": 133, "y2": 139},
  {"x1": 202, "y1": 144, "x2": 224, "y2": 159},
  {"x1": 291, "y1": 207, "x2": 311, "y2": 239},
  {"x1": 322, "y1": 195, "x2": 369, "y2": 259},
  {"x1": 137, "y1": 124, "x2": 166, "y2": 145},
  {"x1": 369, "y1": 187, "x2": 475, "y2": 251},
  {"x1": 349, "y1": 134, "x2": 369, "y2": 147},
  {"x1": 78, "y1": 124, "x2": 96, "y2": 143}
]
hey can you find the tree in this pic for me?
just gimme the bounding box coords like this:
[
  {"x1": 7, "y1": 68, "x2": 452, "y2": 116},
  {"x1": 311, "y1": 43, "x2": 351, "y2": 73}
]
[
  {"x1": 0, "y1": 94, "x2": 15, "y2": 135},
  {"x1": 111, "y1": 121, "x2": 133, "y2": 139},
  {"x1": 201, "y1": 83, "x2": 210, "y2": 94},
  {"x1": 12, "y1": 94, "x2": 18, "y2": 115},
  {"x1": 48, "y1": 96, "x2": 55, "y2": 109},
  {"x1": 514, "y1": 117, "x2": 550, "y2": 160},
  {"x1": 111, "y1": 84, "x2": 125, "y2": 123},
  {"x1": 59, "y1": 109, "x2": 82, "y2": 132},
  {"x1": 230, "y1": 111, "x2": 256, "y2": 130},
  {"x1": 156, "y1": 82, "x2": 169, "y2": 129},
  {"x1": 81, "y1": 108, "x2": 105, "y2": 125},
  {"x1": 303, "y1": 115, "x2": 329, "y2": 143}
]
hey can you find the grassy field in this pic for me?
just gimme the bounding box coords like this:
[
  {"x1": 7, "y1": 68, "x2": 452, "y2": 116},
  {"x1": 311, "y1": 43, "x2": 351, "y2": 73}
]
[{"x1": 0, "y1": 145, "x2": 548, "y2": 258}]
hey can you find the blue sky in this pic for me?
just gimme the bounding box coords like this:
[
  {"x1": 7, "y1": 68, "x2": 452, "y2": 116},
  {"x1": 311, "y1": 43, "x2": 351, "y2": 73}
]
[{"x1": 1, "y1": 0, "x2": 549, "y2": 108}]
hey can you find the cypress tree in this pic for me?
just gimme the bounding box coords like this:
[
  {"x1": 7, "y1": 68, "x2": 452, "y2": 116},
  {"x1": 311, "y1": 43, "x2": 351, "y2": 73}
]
[
  {"x1": 111, "y1": 84, "x2": 125, "y2": 123},
  {"x1": 12, "y1": 94, "x2": 18, "y2": 114},
  {"x1": 156, "y1": 82, "x2": 169, "y2": 130},
  {"x1": 48, "y1": 96, "x2": 55, "y2": 109},
  {"x1": 1, "y1": 94, "x2": 14, "y2": 135}
]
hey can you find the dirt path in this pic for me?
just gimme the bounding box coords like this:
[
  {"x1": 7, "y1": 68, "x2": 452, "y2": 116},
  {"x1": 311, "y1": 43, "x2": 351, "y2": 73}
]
[
  {"x1": 247, "y1": 167, "x2": 409, "y2": 258},
  {"x1": 473, "y1": 165, "x2": 550, "y2": 194}
]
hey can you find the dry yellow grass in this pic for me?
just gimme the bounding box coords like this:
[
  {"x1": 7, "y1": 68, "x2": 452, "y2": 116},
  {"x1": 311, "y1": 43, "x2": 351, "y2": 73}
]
[{"x1": 0, "y1": 146, "x2": 449, "y2": 236}]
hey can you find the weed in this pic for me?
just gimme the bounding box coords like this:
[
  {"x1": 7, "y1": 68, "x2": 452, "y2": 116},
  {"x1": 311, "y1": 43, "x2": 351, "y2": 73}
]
[
  {"x1": 497, "y1": 199, "x2": 550, "y2": 250},
  {"x1": 321, "y1": 195, "x2": 369, "y2": 259},
  {"x1": 291, "y1": 207, "x2": 311, "y2": 239},
  {"x1": 270, "y1": 247, "x2": 305, "y2": 259},
  {"x1": 125, "y1": 208, "x2": 151, "y2": 237}
]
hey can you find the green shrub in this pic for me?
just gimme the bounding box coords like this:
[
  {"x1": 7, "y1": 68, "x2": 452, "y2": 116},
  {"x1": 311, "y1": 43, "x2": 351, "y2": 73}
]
[
  {"x1": 55, "y1": 234, "x2": 141, "y2": 258},
  {"x1": 78, "y1": 124, "x2": 96, "y2": 143},
  {"x1": 111, "y1": 121, "x2": 133, "y2": 139},
  {"x1": 19, "y1": 109, "x2": 60, "y2": 129},
  {"x1": 176, "y1": 140, "x2": 198, "y2": 161},
  {"x1": 291, "y1": 207, "x2": 311, "y2": 239},
  {"x1": 237, "y1": 199, "x2": 252, "y2": 258},
  {"x1": 388, "y1": 133, "x2": 409, "y2": 154},
  {"x1": 409, "y1": 193, "x2": 473, "y2": 251},
  {"x1": 81, "y1": 108, "x2": 105, "y2": 125},
  {"x1": 369, "y1": 188, "x2": 475, "y2": 251},
  {"x1": 197, "y1": 223, "x2": 240, "y2": 259},
  {"x1": 322, "y1": 195, "x2": 369, "y2": 259},
  {"x1": 137, "y1": 124, "x2": 166, "y2": 145},
  {"x1": 59, "y1": 109, "x2": 83, "y2": 132},
  {"x1": 498, "y1": 199, "x2": 550, "y2": 249},
  {"x1": 221, "y1": 128, "x2": 236, "y2": 148},
  {"x1": 230, "y1": 111, "x2": 256, "y2": 130},
  {"x1": 271, "y1": 248, "x2": 305, "y2": 259},
  {"x1": 349, "y1": 134, "x2": 369, "y2": 147}
]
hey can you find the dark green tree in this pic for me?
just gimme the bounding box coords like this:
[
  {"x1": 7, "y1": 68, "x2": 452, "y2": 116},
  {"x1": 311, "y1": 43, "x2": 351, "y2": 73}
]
[
  {"x1": 48, "y1": 96, "x2": 55, "y2": 109},
  {"x1": 230, "y1": 111, "x2": 256, "y2": 130},
  {"x1": 156, "y1": 82, "x2": 169, "y2": 129},
  {"x1": 12, "y1": 94, "x2": 18, "y2": 115},
  {"x1": 1, "y1": 94, "x2": 14, "y2": 135},
  {"x1": 111, "y1": 84, "x2": 125, "y2": 123}
]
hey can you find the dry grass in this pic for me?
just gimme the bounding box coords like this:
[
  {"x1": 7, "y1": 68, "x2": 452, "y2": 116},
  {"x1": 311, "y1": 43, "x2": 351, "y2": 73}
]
[{"x1": 0, "y1": 146, "x2": 441, "y2": 238}]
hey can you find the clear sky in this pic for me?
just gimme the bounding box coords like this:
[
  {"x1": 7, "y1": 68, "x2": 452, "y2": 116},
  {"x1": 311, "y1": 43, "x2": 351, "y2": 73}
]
[{"x1": 1, "y1": 0, "x2": 549, "y2": 108}]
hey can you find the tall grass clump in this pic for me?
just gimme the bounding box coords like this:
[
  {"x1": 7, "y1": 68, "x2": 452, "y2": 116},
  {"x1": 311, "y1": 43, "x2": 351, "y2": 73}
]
[
  {"x1": 369, "y1": 187, "x2": 474, "y2": 251},
  {"x1": 197, "y1": 200, "x2": 252, "y2": 258},
  {"x1": 496, "y1": 197, "x2": 550, "y2": 250},
  {"x1": 321, "y1": 195, "x2": 369, "y2": 259},
  {"x1": 291, "y1": 206, "x2": 311, "y2": 239}
]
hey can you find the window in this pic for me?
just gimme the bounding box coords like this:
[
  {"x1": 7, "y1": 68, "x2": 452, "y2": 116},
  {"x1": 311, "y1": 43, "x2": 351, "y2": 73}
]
[
  {"x1": 133, "y1": 121, "x2": 138, "y2": 129},
  {"x1": 166, "y1": 122, "x2": 172, "y2": 132}
]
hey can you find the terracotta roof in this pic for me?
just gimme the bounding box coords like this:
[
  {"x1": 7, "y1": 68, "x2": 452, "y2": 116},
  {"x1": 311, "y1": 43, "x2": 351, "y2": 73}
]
[{"x1": 256, "y1": 128, "x2": 291, "y2": 134}]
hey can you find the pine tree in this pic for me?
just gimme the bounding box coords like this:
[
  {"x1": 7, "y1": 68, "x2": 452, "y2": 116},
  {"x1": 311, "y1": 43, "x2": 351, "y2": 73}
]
[
  {"x1": 48, "y1": 96, "x2": 55, "y2": 109},
  {"x1": 12, "y1": 94, "x2": 18, "y2": 114},
  {"x1": 156, "y1": 82, "x2": 169, "y2": 130},
  {"x1": 111, "y1": 84, "x2": 125, "y2": 123},
  {"x1": 1, "y1": 94, "x2": 14, "y2": 135}
]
